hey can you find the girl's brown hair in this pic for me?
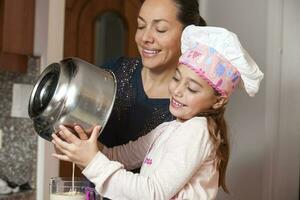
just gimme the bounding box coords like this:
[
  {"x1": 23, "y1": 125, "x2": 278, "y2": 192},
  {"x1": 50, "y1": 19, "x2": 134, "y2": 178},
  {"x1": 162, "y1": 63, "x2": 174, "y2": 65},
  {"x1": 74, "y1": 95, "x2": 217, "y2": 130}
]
[{"x1": 200, "y1": 106, "x2": 229, "y2": 193}]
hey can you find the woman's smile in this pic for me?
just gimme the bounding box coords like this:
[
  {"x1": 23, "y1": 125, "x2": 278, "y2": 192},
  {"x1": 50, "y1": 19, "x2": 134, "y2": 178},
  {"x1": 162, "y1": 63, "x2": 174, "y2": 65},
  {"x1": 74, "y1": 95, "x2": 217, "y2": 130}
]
[{"x1": 142, "y1": 47, "x2": 161, "y2": 57}]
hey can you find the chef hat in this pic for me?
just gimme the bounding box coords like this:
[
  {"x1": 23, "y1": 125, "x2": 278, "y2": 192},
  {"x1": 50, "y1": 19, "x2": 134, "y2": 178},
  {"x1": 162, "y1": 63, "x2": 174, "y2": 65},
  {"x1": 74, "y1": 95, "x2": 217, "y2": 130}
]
[{"x1": 179, "y1": 25, "x2": 264, "y2": 97}]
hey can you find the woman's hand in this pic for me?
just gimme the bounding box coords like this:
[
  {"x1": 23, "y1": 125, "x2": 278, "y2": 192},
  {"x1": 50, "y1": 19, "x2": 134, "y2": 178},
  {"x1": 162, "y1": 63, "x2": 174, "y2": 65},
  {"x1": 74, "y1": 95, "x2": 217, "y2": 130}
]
[{"x1": 51, "y1": 125, "x2": 101, "y2": 168}]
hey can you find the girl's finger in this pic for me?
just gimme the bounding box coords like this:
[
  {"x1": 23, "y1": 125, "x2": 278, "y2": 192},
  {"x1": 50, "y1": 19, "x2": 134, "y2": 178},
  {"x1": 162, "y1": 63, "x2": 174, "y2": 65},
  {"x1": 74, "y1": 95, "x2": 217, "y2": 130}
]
[
  {"x1": 57, "y1": 130, "x2": 72, "y2": 143},
  {"x1": 52, "y1": 139, "x2": 70, "y2": 155},
  {"x1": 59, "y1": 125, "x2": 80, "y2": 144},
  {"x1": 89, "y1": 125, "x2": 101, "y2": 141},
  {"x1": 86, "y1": 126, "x2": 94, "y2": 135},
  {"x1": 74, "y1": 125, "x2": 89, "y2": 140},
  {"x1": 52, "y1": 153, "x2": 72, "y2": 162},
  {"x1": 52, "y1": 133, "x2": 71, "y2": 151}
]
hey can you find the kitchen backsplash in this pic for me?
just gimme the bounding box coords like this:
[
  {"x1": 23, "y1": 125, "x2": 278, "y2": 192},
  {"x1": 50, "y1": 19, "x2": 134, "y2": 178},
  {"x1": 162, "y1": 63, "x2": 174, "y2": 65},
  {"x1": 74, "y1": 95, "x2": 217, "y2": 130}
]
[{"x1": 0, "y1": 57, "x2": 40, "y2": 189}]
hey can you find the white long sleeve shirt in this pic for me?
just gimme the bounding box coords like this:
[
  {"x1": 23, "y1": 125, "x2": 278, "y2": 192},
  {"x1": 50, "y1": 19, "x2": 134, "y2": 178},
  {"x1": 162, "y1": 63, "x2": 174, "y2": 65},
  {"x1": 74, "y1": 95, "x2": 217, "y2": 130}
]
[{"x1": 82, "y1": 117, "x2": 219, "y2": 200}]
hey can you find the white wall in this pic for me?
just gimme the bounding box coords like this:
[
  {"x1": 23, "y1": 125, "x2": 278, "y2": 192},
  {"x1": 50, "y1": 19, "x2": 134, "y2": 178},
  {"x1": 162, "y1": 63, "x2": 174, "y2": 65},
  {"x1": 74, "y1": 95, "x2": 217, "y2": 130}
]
[
  {"x1": 199, "y1": 0, "x2": 300, "y2": 199},
  {"x1": 272, "y1": 0, "x2": 300, "y2": 199},
  {"x1": 200, "y1": 1, "x2": 267, "y2": 199}
]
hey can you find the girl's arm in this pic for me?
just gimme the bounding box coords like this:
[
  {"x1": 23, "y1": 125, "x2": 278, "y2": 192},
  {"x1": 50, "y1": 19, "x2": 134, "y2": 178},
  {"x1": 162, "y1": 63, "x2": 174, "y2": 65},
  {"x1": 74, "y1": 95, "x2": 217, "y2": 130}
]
[
  {"x1": 51, "y1": 121, "x2": 170, "y2": 170},
  {"x1": 83, "y1": 118, "x2": 214, "y2": 200},
  {"x1": 101, "y1": 121, "x2": 170, "y2": 170}
]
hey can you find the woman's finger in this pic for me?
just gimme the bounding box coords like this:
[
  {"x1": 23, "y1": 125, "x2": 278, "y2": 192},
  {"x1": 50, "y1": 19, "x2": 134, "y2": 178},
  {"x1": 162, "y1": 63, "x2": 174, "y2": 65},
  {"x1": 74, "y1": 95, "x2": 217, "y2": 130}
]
[
  {"x1": 74, "y1": 125, "x2": 89, "y2": 140},
  {"x1": 59, "y1": 125, "x2": 80, "y2": 144}
]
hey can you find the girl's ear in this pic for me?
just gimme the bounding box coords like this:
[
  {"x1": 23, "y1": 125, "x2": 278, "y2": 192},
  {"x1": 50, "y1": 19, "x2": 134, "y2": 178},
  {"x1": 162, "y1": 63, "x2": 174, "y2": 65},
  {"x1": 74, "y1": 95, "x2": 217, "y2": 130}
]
[{"x1": 212, "y1": 96, "x2": 228, "y2": 110}]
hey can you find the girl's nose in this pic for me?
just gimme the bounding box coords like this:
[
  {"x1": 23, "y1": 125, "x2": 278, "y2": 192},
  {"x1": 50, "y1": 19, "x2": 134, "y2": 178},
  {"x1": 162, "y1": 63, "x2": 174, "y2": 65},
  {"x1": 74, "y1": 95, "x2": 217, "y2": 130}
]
[
  {"x1": 173, "y1": 83, "x2": 185, "y2": 97},
  {"x1": 142, "y1": 29, "x2": 154, "y2": 43}
]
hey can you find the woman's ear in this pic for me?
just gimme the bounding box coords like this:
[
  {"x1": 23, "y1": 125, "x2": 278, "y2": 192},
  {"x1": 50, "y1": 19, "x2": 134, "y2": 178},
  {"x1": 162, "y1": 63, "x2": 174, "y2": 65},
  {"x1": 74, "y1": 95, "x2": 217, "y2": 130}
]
[{"x1": 212, "y1": 96, "x2": 228, "y2": 110}]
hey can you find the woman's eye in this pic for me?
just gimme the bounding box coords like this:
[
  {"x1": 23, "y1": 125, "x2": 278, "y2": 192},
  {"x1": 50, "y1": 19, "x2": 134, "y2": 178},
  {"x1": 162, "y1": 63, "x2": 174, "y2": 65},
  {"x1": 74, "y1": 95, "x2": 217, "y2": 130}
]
[
  {"x1": 172, "y1": 76, "x2": 179, "y2": 81},
  {"x1": 137, "y1": 21, "x2": 145, "y2": 29},
  {"x1": 156, "y1": 29, "x2": 167, "y2": 33}
]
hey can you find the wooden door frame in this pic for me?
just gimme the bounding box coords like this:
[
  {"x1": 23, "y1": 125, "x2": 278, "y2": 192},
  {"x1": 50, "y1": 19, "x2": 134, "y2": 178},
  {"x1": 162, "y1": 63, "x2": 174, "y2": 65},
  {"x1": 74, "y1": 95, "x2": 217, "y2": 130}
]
[{"x1": 35, "y1": 0, "x2": 66, "y2": 199}]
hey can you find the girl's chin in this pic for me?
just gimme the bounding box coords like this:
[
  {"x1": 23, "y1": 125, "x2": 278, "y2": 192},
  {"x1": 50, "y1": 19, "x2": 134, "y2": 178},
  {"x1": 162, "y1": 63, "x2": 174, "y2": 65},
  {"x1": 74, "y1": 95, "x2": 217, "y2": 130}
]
[
  {"x1": 169, "y1": 109, "x2": 180, "y2": 118},
  {"x1": 169, "y1": 109, "x2": 190, "y2": 122}
]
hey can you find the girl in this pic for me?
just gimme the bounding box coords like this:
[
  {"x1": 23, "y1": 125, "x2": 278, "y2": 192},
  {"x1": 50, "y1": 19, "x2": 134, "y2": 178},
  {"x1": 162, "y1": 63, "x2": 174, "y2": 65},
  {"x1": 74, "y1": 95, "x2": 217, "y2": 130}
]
[{"x1": 52, "y1": 25, "x2": 264, "y2": 200}]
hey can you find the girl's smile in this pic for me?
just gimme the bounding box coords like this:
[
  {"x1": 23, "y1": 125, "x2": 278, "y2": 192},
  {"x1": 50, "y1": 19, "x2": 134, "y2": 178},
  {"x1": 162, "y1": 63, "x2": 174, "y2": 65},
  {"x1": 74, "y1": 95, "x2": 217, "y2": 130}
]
[{"x1": 170, "y1": 97, "x2": 185, "y2": 108}]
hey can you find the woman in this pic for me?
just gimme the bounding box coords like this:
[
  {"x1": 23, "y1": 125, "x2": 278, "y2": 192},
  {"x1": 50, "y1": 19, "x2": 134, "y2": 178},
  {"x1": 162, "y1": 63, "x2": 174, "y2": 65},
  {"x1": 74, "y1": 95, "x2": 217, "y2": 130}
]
[{"x1": 100, "y1": 0, "x2": 206, "y2": 155}]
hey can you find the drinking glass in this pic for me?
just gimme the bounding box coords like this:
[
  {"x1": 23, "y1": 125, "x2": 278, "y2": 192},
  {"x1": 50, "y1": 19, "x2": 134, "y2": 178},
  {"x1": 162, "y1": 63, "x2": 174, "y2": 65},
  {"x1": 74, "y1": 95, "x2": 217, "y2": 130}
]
[{"x1": 49, "y1": 177, "x2": 102, "y2": 200}]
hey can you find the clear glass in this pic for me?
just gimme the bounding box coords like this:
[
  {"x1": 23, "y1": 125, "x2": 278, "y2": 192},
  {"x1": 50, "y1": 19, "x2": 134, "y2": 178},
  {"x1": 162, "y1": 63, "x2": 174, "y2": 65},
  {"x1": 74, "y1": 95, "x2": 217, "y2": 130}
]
[{"x1": 49, "y1": 177, "x2": 102, "y2": 200}]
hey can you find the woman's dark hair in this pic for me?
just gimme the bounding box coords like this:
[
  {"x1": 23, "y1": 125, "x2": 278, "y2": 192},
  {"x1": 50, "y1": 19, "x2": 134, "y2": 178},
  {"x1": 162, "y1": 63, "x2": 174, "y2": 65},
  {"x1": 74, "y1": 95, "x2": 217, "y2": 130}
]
[{"x1": 172, "y1": 0, "x2": 207, "y2": 27}]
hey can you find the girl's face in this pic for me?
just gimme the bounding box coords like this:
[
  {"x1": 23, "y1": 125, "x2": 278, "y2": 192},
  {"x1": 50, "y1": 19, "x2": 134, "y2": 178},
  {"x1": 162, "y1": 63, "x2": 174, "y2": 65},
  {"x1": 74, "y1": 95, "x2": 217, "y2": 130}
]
[
  {"x1": 168, "y1": 64, "x2": 219, "y2": 122},
  {"x1": 135, "y1": 0, "x2": 183, "y2": 71}
]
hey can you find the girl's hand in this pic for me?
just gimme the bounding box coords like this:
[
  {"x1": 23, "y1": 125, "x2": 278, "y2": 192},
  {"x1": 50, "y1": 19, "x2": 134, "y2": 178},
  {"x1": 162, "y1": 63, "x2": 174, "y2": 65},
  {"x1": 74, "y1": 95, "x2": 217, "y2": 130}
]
[
  {"x1": 52, "y1": 124, "x2": 89, "y2": 157},
  {"x1": 73, "y1": 124, "x2": 105, "y2": 151},
  {"x1": 51, "y1": 125, "x2": 101, "y2": 168},
  {"x1": 72, "y1": 123, "x2": 94, "y2": 140}
]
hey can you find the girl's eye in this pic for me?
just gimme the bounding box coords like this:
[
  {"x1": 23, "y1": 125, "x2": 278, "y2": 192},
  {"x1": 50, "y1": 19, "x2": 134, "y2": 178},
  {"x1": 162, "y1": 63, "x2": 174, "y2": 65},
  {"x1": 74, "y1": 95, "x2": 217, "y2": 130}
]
[
  {"x1": 188, "y1": 87, "x2": 198, "y2": 93},
  {"x1": 137, "y1": 26, "x2": 145, "y2": 30}
]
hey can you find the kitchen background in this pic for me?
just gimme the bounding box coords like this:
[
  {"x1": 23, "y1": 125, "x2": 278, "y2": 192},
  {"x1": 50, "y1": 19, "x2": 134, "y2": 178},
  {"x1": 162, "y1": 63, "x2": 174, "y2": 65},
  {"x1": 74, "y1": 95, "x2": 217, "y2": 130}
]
[
  {"x1": 0, "y1": 58, "x2": 39, "y2": 200},
  {"x1": 0, "y1": 0, "x2": 299, "y2": 200}
]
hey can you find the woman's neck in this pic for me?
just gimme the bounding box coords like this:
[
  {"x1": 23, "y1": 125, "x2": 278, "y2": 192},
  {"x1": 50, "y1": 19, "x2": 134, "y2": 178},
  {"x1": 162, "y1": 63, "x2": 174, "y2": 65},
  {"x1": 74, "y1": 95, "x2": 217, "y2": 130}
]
[{"x1": 141, "y1": 65, "x2": 176, "y2": 98}]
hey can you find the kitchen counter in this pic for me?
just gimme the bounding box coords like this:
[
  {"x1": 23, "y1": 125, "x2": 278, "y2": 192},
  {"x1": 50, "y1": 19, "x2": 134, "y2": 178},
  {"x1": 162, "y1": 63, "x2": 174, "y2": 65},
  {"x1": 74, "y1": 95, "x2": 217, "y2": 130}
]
[{"x1": 0, "y1": 190, "x2": 35, "y2": 200}]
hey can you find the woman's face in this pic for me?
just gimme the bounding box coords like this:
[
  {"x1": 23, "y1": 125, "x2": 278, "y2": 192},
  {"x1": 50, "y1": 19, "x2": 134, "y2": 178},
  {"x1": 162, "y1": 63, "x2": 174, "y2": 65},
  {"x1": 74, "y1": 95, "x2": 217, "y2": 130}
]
[
  {"x1": 168, "y1": 64, "x2": 219, "y2": 122},
  {"x1": 135, "y1": 0, "x2": 183, "y2": 71}
]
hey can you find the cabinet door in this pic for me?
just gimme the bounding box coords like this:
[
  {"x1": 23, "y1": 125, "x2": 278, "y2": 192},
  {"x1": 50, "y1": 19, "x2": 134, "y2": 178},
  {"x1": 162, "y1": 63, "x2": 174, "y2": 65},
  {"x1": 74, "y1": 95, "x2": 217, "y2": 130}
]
[
  {"x1": 60, "y1": 0, "x2": 142, "y2": 177},
  {"x1": 0, "y1": 0, "x2": 35, "y2": 73}
]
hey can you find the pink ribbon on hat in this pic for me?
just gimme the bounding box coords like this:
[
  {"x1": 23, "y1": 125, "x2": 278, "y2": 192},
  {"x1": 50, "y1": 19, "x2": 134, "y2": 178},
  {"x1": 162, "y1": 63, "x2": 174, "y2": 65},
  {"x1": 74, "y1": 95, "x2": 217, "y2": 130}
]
[{"x1": 179, "y1": 43, "x2": 241, "y2": 97}]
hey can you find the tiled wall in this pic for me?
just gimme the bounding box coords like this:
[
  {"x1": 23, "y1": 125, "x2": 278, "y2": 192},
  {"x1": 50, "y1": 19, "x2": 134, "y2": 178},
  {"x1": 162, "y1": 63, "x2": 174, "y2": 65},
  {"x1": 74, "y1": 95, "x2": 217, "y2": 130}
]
[{"x1": 0, "y1": 58, "x2": 40, "y2": 189}]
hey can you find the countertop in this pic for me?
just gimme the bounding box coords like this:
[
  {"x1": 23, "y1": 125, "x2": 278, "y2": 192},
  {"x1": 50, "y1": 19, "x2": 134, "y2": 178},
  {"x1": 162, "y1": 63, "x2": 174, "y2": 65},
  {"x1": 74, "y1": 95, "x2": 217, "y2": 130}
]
[{"x1": 0, "y1": 190, "x2": 35, "y2": 200}]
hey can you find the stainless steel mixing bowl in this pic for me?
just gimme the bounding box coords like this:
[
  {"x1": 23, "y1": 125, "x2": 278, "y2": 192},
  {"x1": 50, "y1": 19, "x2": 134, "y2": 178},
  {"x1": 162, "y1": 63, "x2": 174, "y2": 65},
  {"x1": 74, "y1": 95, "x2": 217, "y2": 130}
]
[{"x1": 28, "y1": 57, "x2": 116, "y2": 141}]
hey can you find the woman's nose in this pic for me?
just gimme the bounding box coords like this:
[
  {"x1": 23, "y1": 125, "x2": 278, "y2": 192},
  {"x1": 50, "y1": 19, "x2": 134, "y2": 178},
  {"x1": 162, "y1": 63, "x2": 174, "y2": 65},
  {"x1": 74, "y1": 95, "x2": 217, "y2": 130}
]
[{"x1": 142, "y1": 29, "x2": 154, "y2": 43}]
